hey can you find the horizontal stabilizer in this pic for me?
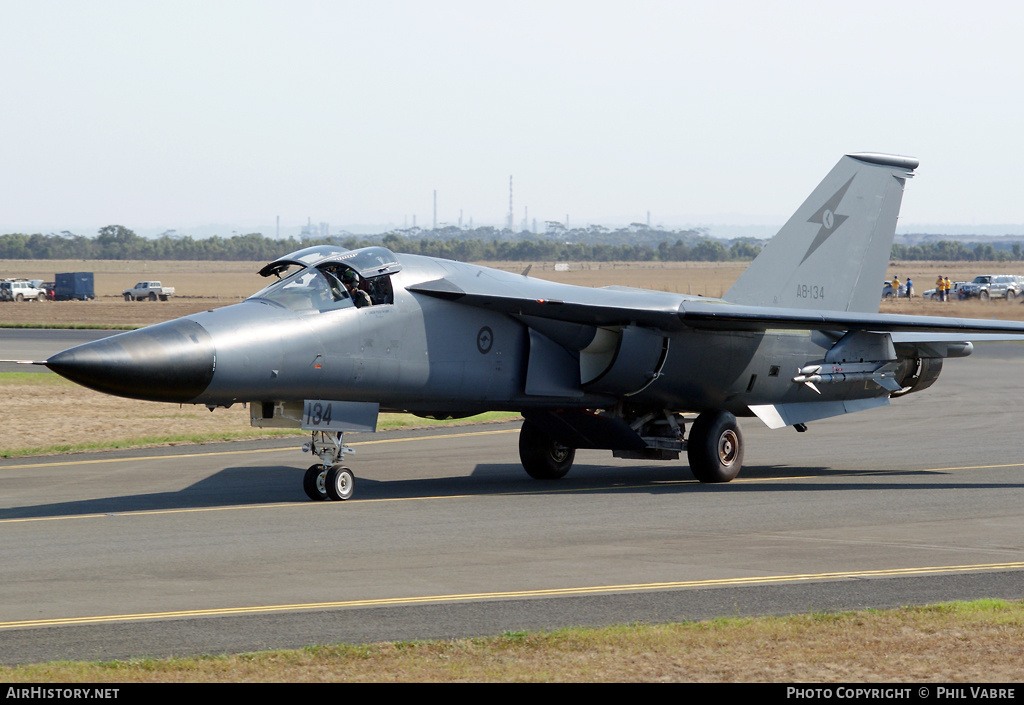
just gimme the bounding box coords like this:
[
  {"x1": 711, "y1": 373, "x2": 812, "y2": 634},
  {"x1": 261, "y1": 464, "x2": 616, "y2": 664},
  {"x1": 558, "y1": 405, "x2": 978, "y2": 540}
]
[{"x1": 679, "y1": 300, "x2": 1024, "y2": 336}]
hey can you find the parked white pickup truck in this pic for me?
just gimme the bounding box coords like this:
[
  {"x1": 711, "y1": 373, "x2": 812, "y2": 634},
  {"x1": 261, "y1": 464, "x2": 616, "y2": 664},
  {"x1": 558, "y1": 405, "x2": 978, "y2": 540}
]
[
  {"x1": 123, "y1": 281, "x2": 175, "y2": 301},
  {"x1": 0, "y1": 279, "x2": 47, "y2": 302}
]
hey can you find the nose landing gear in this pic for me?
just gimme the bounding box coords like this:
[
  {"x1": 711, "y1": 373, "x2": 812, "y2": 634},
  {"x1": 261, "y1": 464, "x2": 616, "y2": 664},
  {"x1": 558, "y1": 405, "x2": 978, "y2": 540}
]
[{"x1": 301, "y1": 431, "x2": 356, "y2": 501}]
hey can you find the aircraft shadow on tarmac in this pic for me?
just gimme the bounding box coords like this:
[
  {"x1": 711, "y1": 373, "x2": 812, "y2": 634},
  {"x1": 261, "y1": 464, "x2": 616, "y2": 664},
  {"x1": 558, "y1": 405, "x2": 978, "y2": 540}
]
[{"x1": 4, "y1": 462, "x2": 1023, "y2": 521}]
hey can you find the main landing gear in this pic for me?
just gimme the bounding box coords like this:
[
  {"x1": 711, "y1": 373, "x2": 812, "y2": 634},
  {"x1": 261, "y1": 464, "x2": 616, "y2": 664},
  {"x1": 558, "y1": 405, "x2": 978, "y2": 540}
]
[
  {"x1": 685, "y1": 410, "x2": 743, "y2": 483},
  {"x1": 302, "y1": 430, "x2": 356, "y2": 501},
  {"x1": 516, "y1": 409, "x2": 744, "y2": 484},
  {"x1": 519, "y1": 419, "x2": 575, "y2": 479}
]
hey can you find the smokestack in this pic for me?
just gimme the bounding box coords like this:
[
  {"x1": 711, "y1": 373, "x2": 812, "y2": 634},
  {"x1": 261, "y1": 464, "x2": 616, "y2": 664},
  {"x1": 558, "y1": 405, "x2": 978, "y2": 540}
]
[{"x1": 507, "y1": 175, "x2": 514, "y2": 231}]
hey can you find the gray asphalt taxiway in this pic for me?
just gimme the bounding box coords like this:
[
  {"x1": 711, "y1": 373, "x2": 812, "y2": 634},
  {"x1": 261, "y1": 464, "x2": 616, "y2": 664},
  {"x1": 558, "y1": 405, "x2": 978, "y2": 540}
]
[{"x1": 1, "y1": 343, "x2": 1023, "y2": 664}]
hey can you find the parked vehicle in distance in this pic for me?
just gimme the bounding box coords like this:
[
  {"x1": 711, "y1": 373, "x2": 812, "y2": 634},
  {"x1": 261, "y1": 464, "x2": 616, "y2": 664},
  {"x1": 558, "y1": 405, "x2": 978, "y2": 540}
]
[
  {"x1": 922, "y1": 281, "x2": 969, "y2": 301},
  {"x1": 123, "y1": 281, "x2": 175, "y2": 301},
  {"x1": 55, "y1": 272, "x2": 95, "y2": 301},
  {"x1": 0, "y1": 279, "x2": 47, "y2": 302},
  {"x1": 882, "y1": 280, "x2": 909, "y2": 299},
  {"x1": 960, "y1": 275, "x2": 1024, "y2": 301}
]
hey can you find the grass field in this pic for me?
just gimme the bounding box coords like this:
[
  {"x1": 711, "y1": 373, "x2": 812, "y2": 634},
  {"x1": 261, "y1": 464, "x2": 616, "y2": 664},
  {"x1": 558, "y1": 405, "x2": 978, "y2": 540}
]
[
  {"x1": 0, "y1": 372, "x2": 520, "y2": 457},
  {"x1": 3, "y1": 258, "x2": 1024, "y2": 327},
  {"x1": 3, "y1": 258, "x2": 1024, "y2": 452},
  {"x1": 2, "y1": 600, "x2": 1022, "y2": 682}
]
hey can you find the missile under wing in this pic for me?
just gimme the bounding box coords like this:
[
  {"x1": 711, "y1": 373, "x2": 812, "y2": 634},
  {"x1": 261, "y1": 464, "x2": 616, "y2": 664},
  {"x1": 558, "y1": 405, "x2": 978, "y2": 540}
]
[{"x1": 43, "y1": 153, "x2": 1024, "y2": 500}]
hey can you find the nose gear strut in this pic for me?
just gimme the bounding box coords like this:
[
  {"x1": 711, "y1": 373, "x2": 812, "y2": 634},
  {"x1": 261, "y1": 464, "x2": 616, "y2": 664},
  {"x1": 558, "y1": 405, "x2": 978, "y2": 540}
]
[{"x1": 301, "y1": 431, "x2": 356, "y2": 501}]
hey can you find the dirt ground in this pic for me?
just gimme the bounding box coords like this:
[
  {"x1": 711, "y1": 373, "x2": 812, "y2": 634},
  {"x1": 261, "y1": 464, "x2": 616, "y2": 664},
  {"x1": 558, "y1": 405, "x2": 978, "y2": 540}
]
[
  {"x1": 0, "y1": 374, "x2": 267, "y2": 456},
  {"x1": 0, "y1": 260, "x2": 750, "y2": 453},
  {"x1": 2, "y1": 257, "x2": 1024, "y2": 455},
  {"x1": 3, "y1": 258, "x2": 1024, "y2": 327}
]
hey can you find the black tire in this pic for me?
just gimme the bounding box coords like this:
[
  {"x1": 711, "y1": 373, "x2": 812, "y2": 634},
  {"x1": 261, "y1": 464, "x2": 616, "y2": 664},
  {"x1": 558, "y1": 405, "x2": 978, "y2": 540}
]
[
  {"x1": 325, "y1": 465, "x2": 355, "y2": 501},
  {"x1": 687, "y1": 411, "x2": 744, "y2": 483},
  {"x1": 148, "y1": 292, "x2": 157, "y2": 301},
  {"x1": 980, "y1": 290, "x2": 990, "y2": 301},
  {"x1": 36, "y1": 292, "x2": 46, "y2": 302},
  {"x1": 1008, "y1": 290, "x2": 1016, "y2": 302},
  {"x1": 14, "y1": 294, "x2": 23, "y2": 302},
  {"x1": 518, "y1": 419, "x2": 574, "y2": 480},
  {"x1": 303, "y1": 464, "x2": 329, "y2": 501}
]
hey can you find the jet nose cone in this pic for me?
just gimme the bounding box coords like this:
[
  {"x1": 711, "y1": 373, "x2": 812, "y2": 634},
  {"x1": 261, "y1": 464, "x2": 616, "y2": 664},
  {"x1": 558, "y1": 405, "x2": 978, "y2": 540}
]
[{"x1": 46, "y1": 319, "x2": 216, "y2": 403}]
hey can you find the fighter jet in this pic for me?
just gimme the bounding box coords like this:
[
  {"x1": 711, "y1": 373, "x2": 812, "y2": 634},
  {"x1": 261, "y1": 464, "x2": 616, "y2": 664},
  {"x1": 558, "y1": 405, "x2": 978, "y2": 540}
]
[{"x1": 42, "y1": 153, "x2": 1024, "y2": 501}]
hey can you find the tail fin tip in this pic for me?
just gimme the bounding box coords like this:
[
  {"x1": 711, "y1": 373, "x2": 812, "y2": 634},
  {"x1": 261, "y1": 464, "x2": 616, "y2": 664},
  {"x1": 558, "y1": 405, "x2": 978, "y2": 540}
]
[
  {"x1": 724, "y1": 152, "x2": 918, "y2": 313},
  {"x1": 846, "y1": 152, "x2": 919, "y2": 171}
]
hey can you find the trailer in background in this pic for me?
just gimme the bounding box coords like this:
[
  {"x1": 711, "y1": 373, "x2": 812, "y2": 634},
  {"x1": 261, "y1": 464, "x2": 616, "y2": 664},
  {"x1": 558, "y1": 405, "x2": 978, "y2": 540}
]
[{"x1": 55, "y1": 272, "x2": 95, "y2": 301}]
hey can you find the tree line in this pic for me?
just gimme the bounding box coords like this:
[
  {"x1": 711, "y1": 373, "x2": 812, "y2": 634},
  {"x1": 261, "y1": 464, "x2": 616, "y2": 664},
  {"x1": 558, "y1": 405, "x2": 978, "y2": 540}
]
[
  {"x1": 890, "y1": 241, "x2": 1023, "y2": 262},
  {"x1": 0, "y1": 225, "x2": 763, "y2": 263},
  {"x1": 3, "y1": 225, "x2": 1022, "y2": 263}
]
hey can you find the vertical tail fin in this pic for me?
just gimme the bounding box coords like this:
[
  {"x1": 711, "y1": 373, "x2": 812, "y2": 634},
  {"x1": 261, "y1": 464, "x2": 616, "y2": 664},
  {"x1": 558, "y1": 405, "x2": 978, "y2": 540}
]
[{"x1": 724, "y1": 153, "x2": 918, "y2": 313}]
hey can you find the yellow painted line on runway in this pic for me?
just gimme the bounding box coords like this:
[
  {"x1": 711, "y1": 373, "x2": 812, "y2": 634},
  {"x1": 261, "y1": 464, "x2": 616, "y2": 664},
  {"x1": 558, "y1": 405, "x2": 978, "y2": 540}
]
[
  {"x1": 921, "y1": 463, "x2": 1024, "y2": 472},
  {"x1": 0, "y1": 503, "x2": 307, "y2": 523},
  {"x1": 3, "y1": 437, "x2": 1021, "y2": 475},
  {"x1": 0, "y1": 472, "x2": 881, "y2": 524},
  {"x1": 0, "y1": 481, "x2": 688, "y2": 524},
  {"x1": 2, "y1": 457, "x2": 1022, "y2": 525},
  {"x1": 3, "y1": 561, "x2": 1023, "y2": 630},
  {"x1": 0, "y1": 428, "x2": 520, "y2": 470}
]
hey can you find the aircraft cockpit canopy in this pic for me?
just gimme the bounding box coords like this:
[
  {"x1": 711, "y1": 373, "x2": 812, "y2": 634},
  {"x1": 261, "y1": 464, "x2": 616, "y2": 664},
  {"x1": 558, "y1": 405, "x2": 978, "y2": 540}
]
[
  {"x1": 257, "y1": 245, "x2": 400, "y2": 279},
  {"x1": 250, "y1": 246, "x2": 400, "y2": 313},
  {"x1": 258, "y1": 244, "x2": 350, "y2": 279}
]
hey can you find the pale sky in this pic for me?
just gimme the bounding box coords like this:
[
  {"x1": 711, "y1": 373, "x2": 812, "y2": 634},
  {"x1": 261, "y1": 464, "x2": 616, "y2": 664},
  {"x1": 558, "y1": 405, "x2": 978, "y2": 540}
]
[{"x1": 2, "y1": 0, "x2": 1022, "y2": 236}]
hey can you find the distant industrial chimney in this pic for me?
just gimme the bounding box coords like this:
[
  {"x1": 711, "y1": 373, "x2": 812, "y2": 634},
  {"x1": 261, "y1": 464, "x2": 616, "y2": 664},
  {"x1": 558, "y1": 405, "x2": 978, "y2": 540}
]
[{"x1": 507, "y1": 175, "x2": 514, "y2": 231}]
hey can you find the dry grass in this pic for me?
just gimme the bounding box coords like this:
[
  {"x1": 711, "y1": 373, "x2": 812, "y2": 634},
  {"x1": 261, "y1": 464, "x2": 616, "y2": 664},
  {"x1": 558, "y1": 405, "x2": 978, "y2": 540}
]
[
  {"x1": 0, "y1": 258, "x2": 260, "y2": 326},
  {"x1": 4, "y1": 258, "x2": 1024, "y2": 327},
  {"x1": 879, "y1": 297, "x2": 1024, "y2": 321},
  {"x1": 3, "y1": 601, "x2": 1022, "y2": 682},
  {"x1": 0, "y1": 373, "x2": 518, "y2": 456},
  {"x1": 2, "y1": 256, "x2": 1015, "y2": 448},
  {"x1": 0, "y1": 258, "x2": 264, "y2": 298},
  {"x1": 0, "y1": 373, "x2": 278, "y2": 456},
  {"x1": 3, "y1": 257, "x2": 1023, "y2": 452}
]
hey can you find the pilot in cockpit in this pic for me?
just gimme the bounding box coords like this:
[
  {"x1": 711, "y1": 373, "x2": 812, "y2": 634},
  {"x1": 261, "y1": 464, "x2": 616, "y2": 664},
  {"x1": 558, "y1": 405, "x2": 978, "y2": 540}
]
[{"x1": 341, "y1": 269, "x2": 372, "y2": 308}]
